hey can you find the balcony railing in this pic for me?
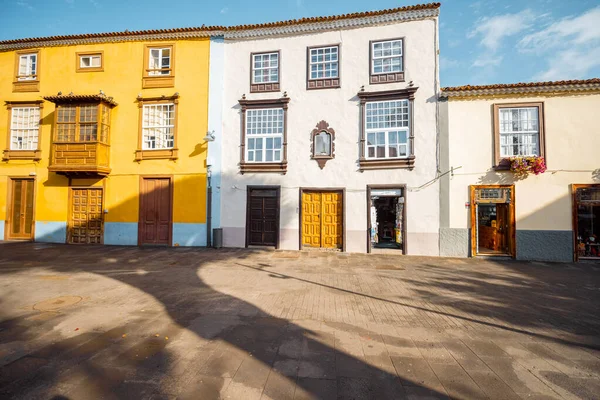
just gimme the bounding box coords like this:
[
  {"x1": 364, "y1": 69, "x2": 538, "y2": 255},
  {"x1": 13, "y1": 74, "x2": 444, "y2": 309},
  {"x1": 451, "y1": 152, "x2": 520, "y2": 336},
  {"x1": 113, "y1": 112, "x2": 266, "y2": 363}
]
[{"x1": 49, "y1": 141, "x2": 111, "y2": 176}]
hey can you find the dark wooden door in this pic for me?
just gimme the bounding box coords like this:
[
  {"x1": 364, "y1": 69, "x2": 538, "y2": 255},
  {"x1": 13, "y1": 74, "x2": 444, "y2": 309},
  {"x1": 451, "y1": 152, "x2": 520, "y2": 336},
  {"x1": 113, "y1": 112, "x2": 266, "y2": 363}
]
[
  {"x1": 247, "y1": 187, "x2": 279, "y2": 247},
  {"x1": 140, "y1": 178, "x2": 172, "y2": 246},
  {"x1": 68, "y1": 188, "x2": 103, "y2": 244},
  {"x1": 8, "y1": 179, "x2": 35, "y2": 240},
  {"x1": 496, "y1": 204, "x2": 509, "y2": 254}
]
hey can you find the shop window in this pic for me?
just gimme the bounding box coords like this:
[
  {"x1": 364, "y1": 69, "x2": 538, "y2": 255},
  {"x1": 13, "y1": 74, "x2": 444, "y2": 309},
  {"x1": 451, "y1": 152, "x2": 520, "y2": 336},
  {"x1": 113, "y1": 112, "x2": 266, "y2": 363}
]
[
  {"x1": 368, "y1": 187, "x2": 405, "y2": 253},
  {"x1": 574, "y1": 185, "x2": 600, "y2": 260}
]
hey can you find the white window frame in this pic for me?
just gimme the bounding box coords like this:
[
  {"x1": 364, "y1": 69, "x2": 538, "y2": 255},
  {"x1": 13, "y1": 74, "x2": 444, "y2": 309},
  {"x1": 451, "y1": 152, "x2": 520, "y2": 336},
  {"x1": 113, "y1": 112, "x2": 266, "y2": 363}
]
[
  {"x1": 142, "y1": 103, "x2": 175, "y2": 150},
  {"x1": 371, "y1": 39, "x2": 403, "y2": 75},
  {"x1": 18, "y1": 53, "x2": 37, "y2": 81},
  {"x1": 148, "y1": 47, "x2": 171, "y2": 76},
  {"x1": 308, "y1": 46, "x2": 339, "y2": 80},
  {"x1": 79, "y1": 54, "x2": 102, "y2": 69},
  {"x1": 10, "y1": 106, "x2": 40, "y2": 150},
  {"x1": 364, "y1": 99, "x2": 410, "y2": 160},
  {"x1": 499, "y1": 107, "x2": 540, "y2": 158},
  {"x1": 252, "y1": 52, "x2": 279, "y2": 84},
  {"x1": 245, "y1": 108, "x2": 284, "y2": 163}
]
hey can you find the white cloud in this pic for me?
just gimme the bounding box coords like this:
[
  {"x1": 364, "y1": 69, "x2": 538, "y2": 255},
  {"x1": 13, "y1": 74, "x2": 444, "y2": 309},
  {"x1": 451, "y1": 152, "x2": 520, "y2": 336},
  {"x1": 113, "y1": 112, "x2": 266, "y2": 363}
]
[
  {"x1": 518, "y1": 7, "x2": 600, "y2": 80},
  {"x1": 471, "y1": 55, "x2": 503, "y2": 68},
  {"x1": 468, "y1": 9, "x2": 536, "y2": 52},
  {"x1": 440, "y1": 56, "x2": 460, "y2": 70},
  {"x1": 220, "y1": 7, "x2": 228, "y2": 14},
  {"x1": 518, "y1": 7, "x2": 600, "y2": 51},
  {"x1": 16, "y1": 1, "x2": 34, "y2": 10}
]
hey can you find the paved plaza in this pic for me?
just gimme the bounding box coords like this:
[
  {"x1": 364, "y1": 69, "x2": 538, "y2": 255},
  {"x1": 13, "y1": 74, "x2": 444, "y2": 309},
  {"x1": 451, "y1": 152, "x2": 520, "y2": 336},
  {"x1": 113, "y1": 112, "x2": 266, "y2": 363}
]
[{"x1": 0, "y1": 242, "x2": 599, "y2": 399}]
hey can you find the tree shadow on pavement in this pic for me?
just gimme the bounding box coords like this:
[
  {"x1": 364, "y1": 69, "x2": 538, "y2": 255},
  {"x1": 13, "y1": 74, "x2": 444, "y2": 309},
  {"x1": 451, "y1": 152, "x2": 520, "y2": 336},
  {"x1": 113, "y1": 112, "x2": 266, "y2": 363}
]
[{"x1": 0, "y1": 243, "x2": 457, "y2": 399}]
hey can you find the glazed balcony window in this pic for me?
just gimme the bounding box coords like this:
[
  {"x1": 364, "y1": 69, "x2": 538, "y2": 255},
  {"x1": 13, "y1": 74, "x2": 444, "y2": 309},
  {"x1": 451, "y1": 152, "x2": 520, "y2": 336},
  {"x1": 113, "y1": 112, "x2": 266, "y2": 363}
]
[
  {"x1": 251, "y1": 51, "x2": 280, "y2": 93},
  {"x1": 3, "y1": 102, "x2": 43, "y2": 161},
  {"x1": 369, "y1": 38, "x2": 405, "y2": 84},
  {"x1": 44, "y1": 94, "x2": 117, "y2": 176},
  {"x1": 493, "y1": 102, "x2": 545, "y2": 169},
  {"x1": 142, "y1": 44, "x2": 175, "y2": 88},
  {"x1": 135, "y1": 94, "x2": 179, "y2": 161},
  {"x1": 307, "y1": 45, "x2": 340, "y2": 90},
  {"x1": 246, "y1": 108, "x2": 284, "y2": 163},
  {"x1": 13, "y1": 50, "x2": 40, "y2": 92},
  {"x1": 365, "y1": 100, "x2": 410, "y2": 159}
]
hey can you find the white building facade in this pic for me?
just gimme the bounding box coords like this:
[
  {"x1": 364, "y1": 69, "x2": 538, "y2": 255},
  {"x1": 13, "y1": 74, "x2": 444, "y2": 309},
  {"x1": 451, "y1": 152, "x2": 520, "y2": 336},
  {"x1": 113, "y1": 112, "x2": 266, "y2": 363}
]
[
  {"x1": 440, "y1": 80, "x2": 600, "y2": 262},
  {"x1": 215, "y1": 4, "x2": 442, "y2": 254}
]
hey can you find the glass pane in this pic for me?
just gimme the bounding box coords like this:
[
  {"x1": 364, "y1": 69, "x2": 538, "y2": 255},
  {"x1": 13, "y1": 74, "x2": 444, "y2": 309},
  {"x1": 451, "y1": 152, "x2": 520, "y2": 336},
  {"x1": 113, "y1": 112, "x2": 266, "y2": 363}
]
[
  {"x1": 315, "y1": 132, "x2": 331, "y2": 156},
  {"x1": 577, "y1": 203, "x2": 600, "y2": 259},
  {"x1": 376, "y1": 146, "x2": 385, "y2": 158}
]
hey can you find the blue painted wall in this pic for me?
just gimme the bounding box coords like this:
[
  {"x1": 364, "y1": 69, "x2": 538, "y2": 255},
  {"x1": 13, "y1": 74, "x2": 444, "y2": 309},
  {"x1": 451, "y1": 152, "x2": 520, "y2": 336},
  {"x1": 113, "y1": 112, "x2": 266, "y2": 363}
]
[
  {"x1": 173, "y1": 223, "x2": 207, "y2": 246},
  {"x1": 35, "y1": 221, "x2": 67, "y2": 243},
  {"x1": 104, "y1": 222, "x2": 138, "y2": 246}
]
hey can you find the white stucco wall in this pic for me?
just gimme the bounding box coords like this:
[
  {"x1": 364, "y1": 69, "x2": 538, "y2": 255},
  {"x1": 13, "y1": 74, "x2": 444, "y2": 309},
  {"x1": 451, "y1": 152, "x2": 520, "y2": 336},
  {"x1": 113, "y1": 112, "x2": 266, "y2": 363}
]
[
  {"x1": 443, "y1": 93, "x2": 600, "y2": 232},
  {"x1": 220, "y1": 17, "x2": 440, "y2": 255}
]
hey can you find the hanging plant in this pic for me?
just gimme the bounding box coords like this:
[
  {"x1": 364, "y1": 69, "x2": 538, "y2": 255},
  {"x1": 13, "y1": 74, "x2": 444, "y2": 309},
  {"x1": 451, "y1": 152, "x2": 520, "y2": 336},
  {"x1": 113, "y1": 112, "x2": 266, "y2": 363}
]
[{"x1": 509, "y1": 156, "x2": 547, "y2": 178}]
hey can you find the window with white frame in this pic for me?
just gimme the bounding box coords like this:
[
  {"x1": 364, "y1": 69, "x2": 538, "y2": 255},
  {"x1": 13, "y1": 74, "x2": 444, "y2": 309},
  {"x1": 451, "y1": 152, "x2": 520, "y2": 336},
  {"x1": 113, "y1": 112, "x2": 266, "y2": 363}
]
[
  {"x1": 309, "y1": 46, "x2": 339, "y2": 80},
  {"x1": 371, "y1": 39, "x2": 403, "y2": 74},
  {"x1": 365, "y1": 100, "x2": 410, "y2": 159},
  {"x1": 80, "y1": 54, "x2": 101, "y2": 69},
  {"x1": 142, "y1": 103, "x2": 175, "y2": 149},
  {"x1": 252, "y1": 52, "x2": 279, "y2": 84},
  {"x1": 499, "y1": 107, "x2": 540, "y2": 157},
  {"x1": 245, "y1": 108, "x2": 284, "y2": 163},
  {"x1": 10, "y1": 106, "x2": 40, "y2": 150},
  {"x1": 17, "y1": 53, "x2": 37, "y2": 81},
  {"x1": 148, "y1": 47, "x2": 171, "y2": 76}
]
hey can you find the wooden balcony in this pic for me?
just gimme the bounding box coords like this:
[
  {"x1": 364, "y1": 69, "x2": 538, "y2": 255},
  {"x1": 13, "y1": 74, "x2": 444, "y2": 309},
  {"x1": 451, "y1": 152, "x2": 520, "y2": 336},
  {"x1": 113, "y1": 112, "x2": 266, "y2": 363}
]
[{"x1": 49, "y1": 141, "x2": 111, "y2": 176}]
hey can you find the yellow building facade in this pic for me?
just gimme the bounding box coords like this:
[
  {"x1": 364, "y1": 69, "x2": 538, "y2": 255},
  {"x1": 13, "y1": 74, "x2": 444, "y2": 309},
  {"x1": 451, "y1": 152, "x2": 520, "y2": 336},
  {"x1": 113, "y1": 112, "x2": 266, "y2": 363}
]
[{"x1": 0, "y1": 32, "x2": 213, "y2": 246}]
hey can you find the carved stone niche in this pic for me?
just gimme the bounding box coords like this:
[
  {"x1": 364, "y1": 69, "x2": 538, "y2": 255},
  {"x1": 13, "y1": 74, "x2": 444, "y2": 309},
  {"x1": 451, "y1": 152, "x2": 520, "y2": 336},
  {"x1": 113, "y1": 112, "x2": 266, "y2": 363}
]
[{"x1": 310, "y1": 120, "x2": 335, "y2": 169}]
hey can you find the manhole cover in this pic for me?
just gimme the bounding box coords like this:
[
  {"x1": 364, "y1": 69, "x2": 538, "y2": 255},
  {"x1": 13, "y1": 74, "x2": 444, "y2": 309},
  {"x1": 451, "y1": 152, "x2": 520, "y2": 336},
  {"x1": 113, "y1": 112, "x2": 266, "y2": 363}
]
[{"x1": 33, "y1": 296, "x2": 83, "y2": 311}]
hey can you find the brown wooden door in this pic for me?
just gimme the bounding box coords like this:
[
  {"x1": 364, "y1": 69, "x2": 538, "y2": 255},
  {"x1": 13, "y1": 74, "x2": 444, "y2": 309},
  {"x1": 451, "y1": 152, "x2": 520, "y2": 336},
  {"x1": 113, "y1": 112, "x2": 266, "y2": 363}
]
[
  {"x1": 68, "y1": 188, "x2": 104, "y2": 244},
  {"x1": 7, "y1": 179, "x2": 35, "y2": 240},
  {"x1": 247, "y1": 187, "x2": 279, "y2": 247},
  {"x1": 496, "y1": 204, "x2": 509, "y2": 254},
  {"x1": 139, "y1": 178, "x2": 172, "y2": 246}
]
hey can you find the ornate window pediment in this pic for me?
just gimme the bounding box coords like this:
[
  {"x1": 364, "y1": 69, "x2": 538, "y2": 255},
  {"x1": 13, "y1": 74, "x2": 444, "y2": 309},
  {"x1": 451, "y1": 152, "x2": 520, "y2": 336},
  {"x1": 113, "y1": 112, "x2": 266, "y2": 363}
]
[{"x1": 310, "y1": 120, "x2": 335, "y2": 169}]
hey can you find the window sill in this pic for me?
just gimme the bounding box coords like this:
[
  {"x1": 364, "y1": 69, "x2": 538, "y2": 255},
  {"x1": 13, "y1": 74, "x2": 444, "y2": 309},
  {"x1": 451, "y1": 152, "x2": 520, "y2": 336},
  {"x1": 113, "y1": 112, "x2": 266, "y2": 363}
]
[
  {"x1": 359, "y1": 156, "x2": 415, "y2": 171},
  {"x1": 251, "y1": 82, "x2": 280, "y2": 93},
  {"x1": 307, "y1": 78, "x2": 340, "y2": 90},
  {"x1": 2, "y1": 149, "x2": 42, "y2": 161},
  {"x1": 142, "y1": 75, "x2": 175, "y2": 89},
  {"x1": 135, "y1": 148, "x2": 178, "y2": 161},
  {"x1": 370, "y1": 72, "x2": 405, "y2": 85},
  {"x1": 13, "y1": 80, "x2": 40, "y2": 92},
  {"x1": 240, "y1": 161, "x2": 287, "y2": 174},
  {"x1": 77, "y1": 67, "x2": 104, "y2": 73}
]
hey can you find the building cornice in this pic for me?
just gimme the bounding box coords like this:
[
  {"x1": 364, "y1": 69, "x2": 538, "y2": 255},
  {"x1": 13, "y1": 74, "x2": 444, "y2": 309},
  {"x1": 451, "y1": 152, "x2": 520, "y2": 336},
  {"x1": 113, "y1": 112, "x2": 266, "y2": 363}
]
[
  {"x1": 0, "y1": 3, "x2": 440, "y2": 51},
  {"x1": 440, "y1": 79, "x2": 600, "y2": 99}
]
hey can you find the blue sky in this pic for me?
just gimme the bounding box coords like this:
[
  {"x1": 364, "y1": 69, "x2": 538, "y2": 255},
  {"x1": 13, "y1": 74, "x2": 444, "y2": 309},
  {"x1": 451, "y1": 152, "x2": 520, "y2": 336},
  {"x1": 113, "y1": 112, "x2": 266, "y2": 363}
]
[{"x1": 2, "y1": 0, "x2": 599, "y2": 86}]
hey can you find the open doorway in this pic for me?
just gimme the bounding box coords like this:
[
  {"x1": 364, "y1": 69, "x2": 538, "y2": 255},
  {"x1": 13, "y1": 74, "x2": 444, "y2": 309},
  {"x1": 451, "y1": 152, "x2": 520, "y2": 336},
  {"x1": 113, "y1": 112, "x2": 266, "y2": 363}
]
[
  {"x1": 470, "y1": 185, "x2": 515, "y2": 257},
  {"x1": 367, "y1": 185, "x2": 405, "y2": 253},
  {"x1": 573, "y1": 184, "x2": 600, "y2": 261}
]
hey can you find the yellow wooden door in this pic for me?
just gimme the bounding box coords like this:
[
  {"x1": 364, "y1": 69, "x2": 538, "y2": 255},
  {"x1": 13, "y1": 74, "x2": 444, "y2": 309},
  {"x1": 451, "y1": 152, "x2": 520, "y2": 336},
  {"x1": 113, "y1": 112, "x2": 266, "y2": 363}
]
[
  {"x1": 69, "y1": 188, "x2": 104, "y2": 244},
  {"x1": 321, "y1": 192, "x2": 342, "y2": 248},
  {"x1": 302, "y1": 191, "x2": 342, "y2": 249},
  {"x1": 302, "y1": 192, "x2": 321, "y2": 247}
]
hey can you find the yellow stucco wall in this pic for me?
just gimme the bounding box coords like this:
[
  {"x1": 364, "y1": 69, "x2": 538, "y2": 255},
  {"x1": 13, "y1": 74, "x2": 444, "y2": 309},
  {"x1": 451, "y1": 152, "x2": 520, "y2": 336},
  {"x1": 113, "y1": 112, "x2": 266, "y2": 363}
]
[{"x1": 0, "y1": 39, "x2": 210, "y2": 230}]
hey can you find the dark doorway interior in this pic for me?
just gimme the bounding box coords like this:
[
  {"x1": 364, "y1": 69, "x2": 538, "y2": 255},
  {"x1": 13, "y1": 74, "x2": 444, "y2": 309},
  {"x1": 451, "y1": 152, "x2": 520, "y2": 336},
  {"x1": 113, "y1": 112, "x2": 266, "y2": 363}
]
[
  {"x1": 477, "y1": 203, "x2": 509, "y2": 255},
  {"x1": 370, "y1": 195, "x2": 403, "y2": 251}
]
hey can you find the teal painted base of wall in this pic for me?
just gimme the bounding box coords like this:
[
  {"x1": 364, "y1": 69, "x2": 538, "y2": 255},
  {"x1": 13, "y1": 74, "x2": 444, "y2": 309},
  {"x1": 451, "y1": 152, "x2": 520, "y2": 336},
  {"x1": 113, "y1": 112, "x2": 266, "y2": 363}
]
[
  {"x1": 0, "y1": 220, "x2": 4, "y2": 240},
  {"x1": 35, "y1": 221, "x2": 67, "y2": 243},
  {"x1": 516, "y1": 230, "x2": 573, "y2": 263},
  {"x1": 173, "y1": 223, "x2": 207, "y2": 247},
  {"x1": 104, "y1": 222, "x2": 138, "y2": 246}
]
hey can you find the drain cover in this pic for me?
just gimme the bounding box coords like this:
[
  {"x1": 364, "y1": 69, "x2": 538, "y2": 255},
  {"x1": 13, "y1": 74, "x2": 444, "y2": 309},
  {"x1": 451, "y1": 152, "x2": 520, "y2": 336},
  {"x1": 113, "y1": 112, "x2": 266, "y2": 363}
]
[{"x1": 33, "y1": 296, "x2": 83, "y2": 311}]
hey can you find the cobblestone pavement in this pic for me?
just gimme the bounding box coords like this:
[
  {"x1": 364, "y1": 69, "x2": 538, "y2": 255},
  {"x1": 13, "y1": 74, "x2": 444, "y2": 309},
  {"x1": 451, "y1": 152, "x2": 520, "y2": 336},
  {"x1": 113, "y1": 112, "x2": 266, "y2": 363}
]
[{"x1": 1, "y1": 242, "x2": 600, "y2": 399}]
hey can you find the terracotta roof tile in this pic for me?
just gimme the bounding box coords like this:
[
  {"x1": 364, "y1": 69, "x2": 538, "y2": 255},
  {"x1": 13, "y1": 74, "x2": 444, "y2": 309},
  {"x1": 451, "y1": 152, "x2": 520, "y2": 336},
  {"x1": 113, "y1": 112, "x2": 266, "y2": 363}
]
[
  {"x1": 441, "y1": 78, "x2": 600, "y2": 92},
  {"x1": 0, "y1": 3, "x2": 440, "y2": 45},
  {"x1": 43, "y1": 93, "x2": 118, "y2": 107}
]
